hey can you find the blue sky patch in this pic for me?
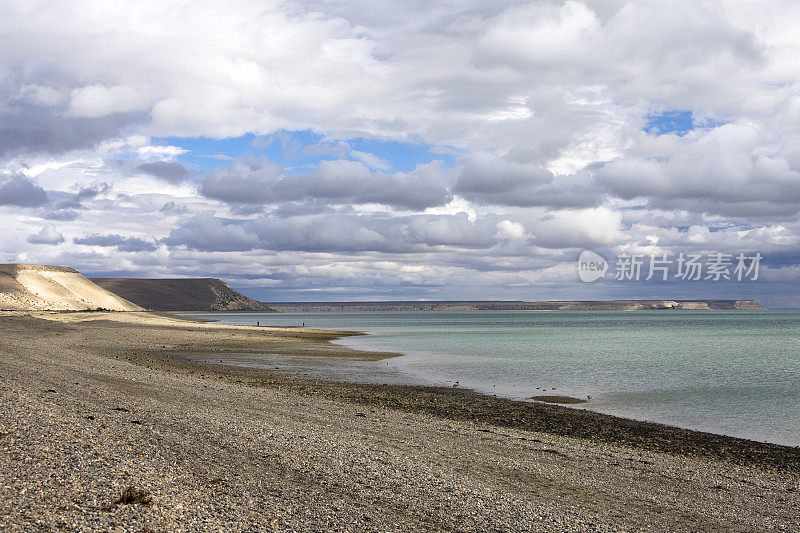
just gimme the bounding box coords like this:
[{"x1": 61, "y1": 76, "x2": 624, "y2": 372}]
[
  {"x1": 644, "y1": 110, "x2": 727, "y2": 136},
  {"x1": 644, "y1": 110, "x2": 695, "y2": 136},
  {"x1": 151, "y1": 130, "x2": 459, "y2": 175}
]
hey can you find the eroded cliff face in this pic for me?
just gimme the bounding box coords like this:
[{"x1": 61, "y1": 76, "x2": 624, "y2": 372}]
[
  {"x1": 90, "y1": 277, "x2": 275, "y2": 312},
  {"x1": 0, "y1": 264, "x2": 143, "y2": 311}
]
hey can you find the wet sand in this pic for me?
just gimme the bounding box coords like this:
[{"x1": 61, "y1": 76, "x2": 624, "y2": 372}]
[{"x1": 1, "y1": 311, "x2": 798, "y2": 530}]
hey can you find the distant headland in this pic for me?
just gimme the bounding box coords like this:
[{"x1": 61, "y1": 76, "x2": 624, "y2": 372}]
[{"x1": 91, "y1": 277, "x2": 275, "y2": 312}]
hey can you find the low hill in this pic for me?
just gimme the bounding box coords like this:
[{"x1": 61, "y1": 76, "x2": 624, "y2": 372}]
[
  {"x1": 269, "y1": 300, "x2": 765, "y2": 312},
  {"x1": 0, "y1": 264, "x2": 143, "y2": 311},
  {"x1": 91, "y1": 278, "x2": 275, "y2": 312}
]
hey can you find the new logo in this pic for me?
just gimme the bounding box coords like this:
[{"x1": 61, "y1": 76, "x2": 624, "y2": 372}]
[{"x1": 578, "y1": 250, "x2": 608, "y2": 283}]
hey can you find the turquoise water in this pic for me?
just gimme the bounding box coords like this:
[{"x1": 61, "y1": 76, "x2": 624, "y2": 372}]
[{"x1": 186, "y1": 311, "x2": 800, "y2": 447}]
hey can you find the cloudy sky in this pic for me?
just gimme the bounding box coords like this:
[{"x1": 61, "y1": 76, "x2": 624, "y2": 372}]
[{"x1": 2, "y1": 1, "x2": 800, "y2": 307}]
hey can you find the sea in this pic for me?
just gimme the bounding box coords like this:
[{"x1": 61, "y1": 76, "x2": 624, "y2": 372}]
[{"x1": 183, "y1": 310, "x2": 800, "y2": 447}]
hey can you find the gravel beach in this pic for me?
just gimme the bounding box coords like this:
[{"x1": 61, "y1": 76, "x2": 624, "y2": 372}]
[{"x1": 1, "y1": 311, "x2": 798, "y2": 531}]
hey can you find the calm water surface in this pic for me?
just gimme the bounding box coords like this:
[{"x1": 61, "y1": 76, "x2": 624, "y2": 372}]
[{"x1": 185, "y1": 311, "x2": 800, "y2": 446}]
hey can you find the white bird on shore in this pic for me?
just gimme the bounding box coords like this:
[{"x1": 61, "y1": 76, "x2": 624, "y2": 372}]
[{"x1": 453, "y1": 381, "x2": 459, "y2": 388}]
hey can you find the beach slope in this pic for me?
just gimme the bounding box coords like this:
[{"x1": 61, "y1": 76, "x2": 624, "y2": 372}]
[{"x1": 0, "y1": 312, "x2": 797, "y2": 530}]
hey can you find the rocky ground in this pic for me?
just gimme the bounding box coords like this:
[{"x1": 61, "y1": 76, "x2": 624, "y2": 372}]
[{"x1": 0, "y1": 312, "x2": 798, "y2": 531}]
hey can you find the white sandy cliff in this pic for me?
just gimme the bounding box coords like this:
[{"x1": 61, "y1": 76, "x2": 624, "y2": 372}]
[{"x1": 0, "y1": 264, "x2": 142, "y2": 311}]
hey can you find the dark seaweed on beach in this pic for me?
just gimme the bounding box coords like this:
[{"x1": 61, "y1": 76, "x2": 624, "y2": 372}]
[{"x1": 107, "y1": 486, "x2": 153, "y2": 509}]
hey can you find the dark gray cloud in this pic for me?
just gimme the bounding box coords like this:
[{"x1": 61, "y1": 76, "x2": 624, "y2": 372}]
[
  {"x1": 74, "y1": 233, "x2": 158, "y2": 252},
  {"x1": 454, "y1": 154, "x2": 603, "y2": 208},
  {"x1": 137, "y1": 161, "x2": 190, "y2": 184},
  {"x1": 200, "y1": 158, "x2": 282, "y2": 204},
  {"x1": 165, "y1": 211, "x2": 516, "y2": 254},
  {"x1": 200, "y1": 157, "x2": 452, "y2": 210},
  {"x1": 0, "y1": 173, "x2": 48, "y2": 207},
  {"x1": 162, "y1": 212, "x2": 260, "y2": 252},
  {"x1": 0, "y1": 93, "x2": 142, "y2": 158},
  {"x1": 404, "y1": 213, "x2": 497, "y2": 248},
  {"x1": 595, "y1": 125, "x2": 800, "y2": 217},
  {"x1": 278, "y1": 160, "x2": 452, "y2": 210},
  {"x1": 0, "y1": 110, "x2": 123, "y2": 158},
  {"x1": 0, "y1": 65, "x2": 144, "y2": 160},
  {"x1": 165, "y1": 211, "x2": 389, "y2": 253},
  {"x1": 455, "y1": 153, "x2": 550, "y2": 195}
]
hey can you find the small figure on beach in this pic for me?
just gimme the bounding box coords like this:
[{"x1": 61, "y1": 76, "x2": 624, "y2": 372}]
[{"x1": 453, "y1": 381, "x2": 459, "y2": 388}]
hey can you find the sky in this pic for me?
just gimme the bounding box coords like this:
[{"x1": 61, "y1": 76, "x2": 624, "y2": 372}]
[{"x1": 2, "y1": 1, "x2": 800, "y2": 307}]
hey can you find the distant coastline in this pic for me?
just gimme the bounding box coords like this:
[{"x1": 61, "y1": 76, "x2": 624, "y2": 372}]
[
  {"x1": 1, "y1": 265, "x2": 764, "y2": 314},
  {"x1": 268, "y1": 299, "x2": 765, "y2": 312}
]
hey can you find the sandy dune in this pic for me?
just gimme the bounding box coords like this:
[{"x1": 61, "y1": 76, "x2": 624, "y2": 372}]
[{"x1": 0, "y1": 264, "x2": 142, "y2": 311}]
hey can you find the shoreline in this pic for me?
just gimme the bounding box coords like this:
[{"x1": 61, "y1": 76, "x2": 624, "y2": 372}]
[
  {"x1": 1, "y1": 311, "x2": 798, "y2": 529},
  {"x1": 24, "y1": 310, "x2": 800, "y2": 468},
  {"x1": 187, "y1": 309, "x2": 800, "y2": 449},
  {"x1": 202, "y1": 336, "x2": 800, "y2": 450},
  {"x1": 171, "y1": 360, "x2": 800, "y2": 473}
]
